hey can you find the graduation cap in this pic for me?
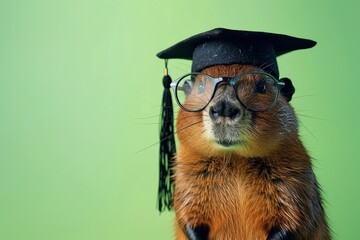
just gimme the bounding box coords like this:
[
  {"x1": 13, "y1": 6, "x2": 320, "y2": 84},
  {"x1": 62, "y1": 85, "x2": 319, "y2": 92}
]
[{"x1": 156, "y1": 28, "x2": 316, "y2": 212}]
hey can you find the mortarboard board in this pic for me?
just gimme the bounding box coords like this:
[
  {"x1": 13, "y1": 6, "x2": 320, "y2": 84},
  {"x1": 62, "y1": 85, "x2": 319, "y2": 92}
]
[
  {"x1": 156, "y1": 28, "x2": 316, "y2": 212},
  {"x1": 157, "y1": 28, "x2": 316, "y2": 77}
]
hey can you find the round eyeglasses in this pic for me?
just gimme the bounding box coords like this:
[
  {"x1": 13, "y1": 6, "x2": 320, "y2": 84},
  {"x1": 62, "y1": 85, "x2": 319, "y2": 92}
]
[{"x1": 169, "y1": 71, "x2": 285, "y2": 112}]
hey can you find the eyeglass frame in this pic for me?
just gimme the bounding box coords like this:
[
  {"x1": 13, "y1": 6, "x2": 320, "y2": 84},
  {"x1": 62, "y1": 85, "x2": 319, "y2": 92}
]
[{"x1": 169, "y1": 70, "x2": 285, "y2": 113}]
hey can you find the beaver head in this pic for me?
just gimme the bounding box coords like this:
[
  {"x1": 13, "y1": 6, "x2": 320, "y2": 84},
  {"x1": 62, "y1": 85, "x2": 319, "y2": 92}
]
[{"x1": 176, "y1": 64, "x2": 297, "y2": 158}]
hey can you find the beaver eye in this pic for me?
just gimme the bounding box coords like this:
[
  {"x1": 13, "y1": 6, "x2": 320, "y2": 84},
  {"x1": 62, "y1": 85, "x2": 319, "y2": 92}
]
[
  {"x1": 255, "y1": 79, "x2": 266, "y2": 94},
  {"x1": 183, "y1": 80, "x2": 194, "y2": 96},
  {"x1": 198, "y1": 80, "x2": 205, "y2": 94}
]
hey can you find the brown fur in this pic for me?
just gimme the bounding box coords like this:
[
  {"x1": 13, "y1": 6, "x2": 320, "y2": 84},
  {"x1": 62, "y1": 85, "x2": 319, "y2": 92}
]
[{"x1": 173, "y1": 64, "x2": 330, "y2": 239}]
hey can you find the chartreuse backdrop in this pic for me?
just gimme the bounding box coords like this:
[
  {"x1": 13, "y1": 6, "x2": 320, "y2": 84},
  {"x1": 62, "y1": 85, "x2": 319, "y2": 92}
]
[{"x1": 0, "y1": 0, "x2": 358, "y2": 239}]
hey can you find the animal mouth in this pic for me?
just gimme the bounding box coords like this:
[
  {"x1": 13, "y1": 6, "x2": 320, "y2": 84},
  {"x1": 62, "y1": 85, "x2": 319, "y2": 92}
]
[{"x1": 216, "y1": 139, "x2": 243, "y2": 147}]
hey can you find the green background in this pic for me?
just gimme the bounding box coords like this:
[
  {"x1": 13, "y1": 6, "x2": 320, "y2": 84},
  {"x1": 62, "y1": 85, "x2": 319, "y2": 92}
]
[{"x1": 0, "y1": 0, "x2": 358, "y2": 239}]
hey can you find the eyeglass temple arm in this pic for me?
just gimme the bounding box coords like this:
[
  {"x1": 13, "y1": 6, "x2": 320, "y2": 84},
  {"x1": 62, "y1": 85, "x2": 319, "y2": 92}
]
[{"x1": 171, "y1": 80, "x2": 194, "y2": 91}]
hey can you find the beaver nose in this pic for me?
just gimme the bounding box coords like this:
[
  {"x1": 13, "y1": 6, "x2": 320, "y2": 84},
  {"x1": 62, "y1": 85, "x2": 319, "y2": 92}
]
[{"x1": 209, "y1": 101, "x2": 241, "y2": 121}]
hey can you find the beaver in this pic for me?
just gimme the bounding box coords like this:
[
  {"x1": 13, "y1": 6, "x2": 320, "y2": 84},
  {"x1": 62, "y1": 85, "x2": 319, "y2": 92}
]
[
  {"x1": 156, "y1": 28, "x2": 330, "y2": 240},
  {"x1": 172, "y1": 64, "x2": 330, "y2": 240}
]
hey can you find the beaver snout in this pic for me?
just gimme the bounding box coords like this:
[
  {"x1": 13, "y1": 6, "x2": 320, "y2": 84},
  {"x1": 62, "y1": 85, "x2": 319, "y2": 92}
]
[
  {"x1": 209, "y1": 101, "x2": 241, "y2": 122},
  {"x1": 203, "y1": 84, "x2": 250, "y2": 148}
]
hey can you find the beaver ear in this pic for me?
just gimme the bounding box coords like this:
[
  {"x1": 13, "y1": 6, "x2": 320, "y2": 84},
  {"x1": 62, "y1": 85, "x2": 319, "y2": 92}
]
[{"x1": 280, "y1": 78, "x2": 295, "y2": 102}]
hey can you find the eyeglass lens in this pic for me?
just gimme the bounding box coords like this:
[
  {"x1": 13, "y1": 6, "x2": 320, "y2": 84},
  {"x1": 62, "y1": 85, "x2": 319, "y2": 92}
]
[{"x1": 175, "y1": 72, "x2": 278, "y2": 112}]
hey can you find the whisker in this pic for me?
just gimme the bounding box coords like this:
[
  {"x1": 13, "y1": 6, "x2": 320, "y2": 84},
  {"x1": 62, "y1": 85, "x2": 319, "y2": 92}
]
[
  {"x1": 297, "y1": 114, "x2": 328, "y2": 121},
  {"x1": 135, "y1": 114, "x2": 162, "y2": 120},
  {"x1": 259, "y1": 61, "x2": 277, "y2": 72},
  {"x1": 135, "y1": 120, "x2": 203, "y2": 154},
  {"x1": 292, "y1": 94, "x2": 319, "y2": 99},
  {"x1": 136, "y1": 114, "x2": 202, "y2": 125},
  {"x1": 185, "y1": 92, "x2": 211, "y2": 106},
  {"x1": 295, "y1": 109, "x2": 317, "y2": 113},
  {"x1": 172, "y1": 120, "x2": 204, "y2": 135},
  {"x1": 135, "y1": 122, "x2": 161, "y2": 125},
  {"x1": 171, "y1": 61, "x2": 191, "y2": 73},
  {"x1": 298, "y1": 119, "x2": 317, "y2": 140}
]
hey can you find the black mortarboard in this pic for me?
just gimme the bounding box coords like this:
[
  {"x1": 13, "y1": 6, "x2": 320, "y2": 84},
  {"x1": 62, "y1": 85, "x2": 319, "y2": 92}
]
[
  {"x1": 156, "y1": 28, "x2": 316, "y2": 212},
  {"x1": 157, "y1": 28, "x2": 316, "y2": 77}
]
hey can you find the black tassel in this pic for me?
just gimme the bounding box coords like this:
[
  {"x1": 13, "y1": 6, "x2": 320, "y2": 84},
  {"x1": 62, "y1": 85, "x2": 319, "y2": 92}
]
[{"x1": 158, "y1": 59, "x2": 176, "y2": 212}]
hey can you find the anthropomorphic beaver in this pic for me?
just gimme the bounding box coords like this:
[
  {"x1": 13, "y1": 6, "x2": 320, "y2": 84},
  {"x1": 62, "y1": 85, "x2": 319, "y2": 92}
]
[{"x1": 157, "y1": 28, "x2": 331, "y2": 240}]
